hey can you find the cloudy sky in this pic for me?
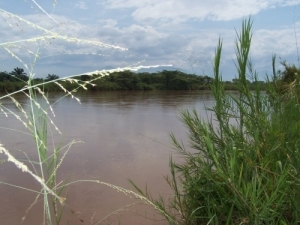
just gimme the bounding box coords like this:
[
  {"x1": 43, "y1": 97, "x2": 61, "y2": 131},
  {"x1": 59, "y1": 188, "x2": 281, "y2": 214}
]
[{"x1": 0, "y1": 0, "x2": 300, "y2": 80}]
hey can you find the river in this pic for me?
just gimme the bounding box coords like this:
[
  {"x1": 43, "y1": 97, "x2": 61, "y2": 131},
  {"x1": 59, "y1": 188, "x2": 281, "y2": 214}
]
[{"x1": 0, "y1": 90, "x2": 215, "y2": 225}]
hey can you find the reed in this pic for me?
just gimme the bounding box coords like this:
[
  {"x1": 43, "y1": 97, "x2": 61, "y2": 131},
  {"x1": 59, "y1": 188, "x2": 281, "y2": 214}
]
[{"x1": 131, "y1": 18, "x2": 300, "y2": 225}]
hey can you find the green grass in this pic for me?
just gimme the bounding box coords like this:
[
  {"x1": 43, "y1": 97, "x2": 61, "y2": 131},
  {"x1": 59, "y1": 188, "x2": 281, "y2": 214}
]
[{"x1": 131, "y1": 18, "x2": 300, "y2": 225}]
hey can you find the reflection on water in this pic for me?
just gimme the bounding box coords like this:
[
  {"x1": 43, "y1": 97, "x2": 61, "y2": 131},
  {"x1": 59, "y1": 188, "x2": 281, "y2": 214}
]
[{"x1": 0, "y1": 91, "x2": 214, "y2": 225}]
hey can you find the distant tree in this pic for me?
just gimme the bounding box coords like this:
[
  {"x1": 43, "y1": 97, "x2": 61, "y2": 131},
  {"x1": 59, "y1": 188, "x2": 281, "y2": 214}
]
[
  {"x1": 33, "y1": 78, "x2": 44, "y2": 82},
  {"x1": 11, "y1": 67, "x2": 25, "y2": 76},
  {"x1": 232, "y1": 78, "x2": 251, "y2": 84},
  {"x1": 10, "y1": 67, "x2": 28, "y2": 82},
  {"x1": 0, "y1": 71, "x2": 10, "y2": 81},
  {"x1": 139, "y1": 72, "x2": 152, "y2": 84},
  {"x1": 113, "y1": 70, "x2": 141, "y2": 90},
  {"x1": 232, "y1": 78, "x2": 239, "y2": 83},
  {"x1": 162, "y1": 70, "x2": 173, "y2": 89},
  {"x1": 252, "y1": 80, "x2": 265, "y2": 85},
  {"x1": 203, "y1": 76, "x2": 213, "y2": 85},
  {"x1": 80, "y1": 75, "x2": 90, "y2": 81},
  {"x1": 45, "y1": 74, "x2": 59, "y2": 81}
]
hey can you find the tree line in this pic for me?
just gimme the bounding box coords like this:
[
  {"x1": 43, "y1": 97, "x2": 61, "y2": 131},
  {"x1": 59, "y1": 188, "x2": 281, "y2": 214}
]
[{"x1": 0, "y1": 67, "x2": 267, "y2": 93}]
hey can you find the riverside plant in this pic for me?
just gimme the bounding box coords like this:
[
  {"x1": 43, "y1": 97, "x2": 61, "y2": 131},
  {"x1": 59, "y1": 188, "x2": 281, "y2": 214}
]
[
  {"x1": 0, "y1": 2, "x2": 171, "y2": 225},
  {"x1": 131, "y1": 18, "x2": 300, "y2": 224}
]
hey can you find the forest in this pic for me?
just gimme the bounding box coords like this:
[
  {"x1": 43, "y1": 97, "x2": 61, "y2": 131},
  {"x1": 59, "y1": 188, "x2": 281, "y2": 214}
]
[{"x1": 0, "y1": 67, "x2": 266, "y2": 92}]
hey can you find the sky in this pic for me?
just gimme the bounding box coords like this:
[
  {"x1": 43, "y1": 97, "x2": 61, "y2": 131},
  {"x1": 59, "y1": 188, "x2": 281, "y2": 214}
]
[{"x1": 1, "y1": 0, "x2": 300, "y2": 81}]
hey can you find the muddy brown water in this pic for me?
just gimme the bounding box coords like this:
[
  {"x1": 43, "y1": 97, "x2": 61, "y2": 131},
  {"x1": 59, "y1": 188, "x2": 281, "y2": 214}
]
[{"x1": 0, "y1": 91, "x2": 214, "y2": 225}]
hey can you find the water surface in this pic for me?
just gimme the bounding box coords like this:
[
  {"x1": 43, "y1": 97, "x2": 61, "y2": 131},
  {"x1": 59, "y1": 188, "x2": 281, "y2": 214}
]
[{"x1": 0, "y1": 91, "x2": 214, "y2": 225}]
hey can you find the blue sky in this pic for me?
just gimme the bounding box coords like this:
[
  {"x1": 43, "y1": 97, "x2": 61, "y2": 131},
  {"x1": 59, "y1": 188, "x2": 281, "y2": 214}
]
[{"x1": 1, "y1": 0, "x2": 300, "y2": 80}]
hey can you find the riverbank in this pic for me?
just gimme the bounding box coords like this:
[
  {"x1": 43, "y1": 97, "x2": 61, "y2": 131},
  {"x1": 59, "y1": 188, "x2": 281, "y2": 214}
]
[{"x1": 0, "y1": 70, "x2": 266, "y2": 93}]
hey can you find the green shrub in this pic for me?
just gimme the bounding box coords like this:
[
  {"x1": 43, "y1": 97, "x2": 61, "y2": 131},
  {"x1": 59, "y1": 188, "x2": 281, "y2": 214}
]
[
  {"x1": 275, "y1": 61, "x2": 300, "y2": 103},
  {"x1": 131, "y1": 18, "x2": 300, "y2": 225}
]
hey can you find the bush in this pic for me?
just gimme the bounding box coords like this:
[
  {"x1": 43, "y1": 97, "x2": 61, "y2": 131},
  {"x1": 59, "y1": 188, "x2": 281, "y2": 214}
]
[
  {"x1": 275, "y1": 61, "x2": 300, "y2": 103},
  {"x1": 131, "y1": 18, "x2": 300, "y2": 225}
]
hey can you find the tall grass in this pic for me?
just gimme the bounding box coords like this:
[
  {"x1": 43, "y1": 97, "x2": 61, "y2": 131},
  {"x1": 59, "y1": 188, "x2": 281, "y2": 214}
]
[
  {"x1": 131, "y1": 18, "x2": 300, "y2": 224},
  {"x1": 0, "y1": 2, "x2": 168, "y2": 224}
]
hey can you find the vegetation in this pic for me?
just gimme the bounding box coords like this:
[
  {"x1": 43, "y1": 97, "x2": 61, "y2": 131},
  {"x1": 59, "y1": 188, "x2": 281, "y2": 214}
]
[
  {"x1": 131, "y1": 18, "x2": 300, "y2": 224},
  {"x1": 90, "y1": 70, "x2": 214, "y2": 90},
  {"x1": 0, "y1": 68, "x2": 266, "y2": 93},
  {"x1": 1, "y1": 2, "x2": 299, "y2": 224},
  {"x1": 275, "y1": 61, "x2": 300, "y2": 102}
]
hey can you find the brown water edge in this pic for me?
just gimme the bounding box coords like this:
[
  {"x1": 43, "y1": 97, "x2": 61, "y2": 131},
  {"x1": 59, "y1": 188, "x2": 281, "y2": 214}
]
[{"x1": 0, "y1": 90, "x2": 214, "y2": 225}]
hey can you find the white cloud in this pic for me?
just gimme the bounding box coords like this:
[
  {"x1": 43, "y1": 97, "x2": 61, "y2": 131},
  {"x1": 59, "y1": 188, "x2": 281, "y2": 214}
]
[
  {"x1": 0, "y1": 12, "x2": 128, "y2": 75},
  {"x1": 252, "y1": 30, "x2": 296, "y2": 57},
  {"x1": 103, "y1": 0, "x2": 300, "y2": 22},
  {"x1": 1, "y1": 1, "x2": 300, "y2": 80}
]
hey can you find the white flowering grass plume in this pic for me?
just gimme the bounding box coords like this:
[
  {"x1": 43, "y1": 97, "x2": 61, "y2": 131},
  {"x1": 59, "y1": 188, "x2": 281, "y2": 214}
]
[{"x1": 0, "y1": 1, "x2": 170, "y2": 224}]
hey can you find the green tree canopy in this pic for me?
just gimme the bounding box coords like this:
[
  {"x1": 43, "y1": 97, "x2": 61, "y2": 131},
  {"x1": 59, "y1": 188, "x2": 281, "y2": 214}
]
[
  {"x1": 45, "y1": 74, "x2": 60, "y2": 81},
  {"x1": 10, "y1": 67, "x2": 28, "y2": 82}
]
